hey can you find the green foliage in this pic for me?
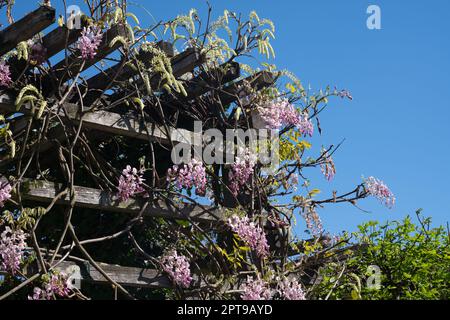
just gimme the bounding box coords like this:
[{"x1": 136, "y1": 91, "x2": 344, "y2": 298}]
[
  {"x1": 15, "y1": 85, "x2": 47, "y2": 119},
  {"x1": 15, "y1": 41, "x2": 28, "y2": 61},
  {"x1": 140, "y1": 42, "x2": 187, "y2": 97},
  {"x1": 316, "y1": 210, "x2": 450, "y2": 300},
  {"x1": 1, "y1": 207, "x2": 46, "y2": 231},
  {"x1": 0, "y1": 115, "x2": 15, "y2": 158}
]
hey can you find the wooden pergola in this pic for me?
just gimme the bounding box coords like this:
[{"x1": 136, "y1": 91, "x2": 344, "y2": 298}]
[{"x1": 0, "y1": 4, "x2": 278, "y2": 293}]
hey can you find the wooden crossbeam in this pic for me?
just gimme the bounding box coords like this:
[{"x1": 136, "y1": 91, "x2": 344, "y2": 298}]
[
  {"x1": 164, "y1": 62, "x2": 241, "y2": 107},
  {"x1": 2, "y1": 259, "x2": 172, "y2": 289},
  {"x1": 168, "y1": 48, "x2": 204, "y2": 79},
  {"x1": 108, "y1": 48, "x2": 204, "y2": 103},
  {"x1": 40, "y1": 26, "x2": 82, "y2": 60},
  {"x1": 16, "y1": 179, "x2": 221, "y2": 222},
  {"x1": 0, "y1": 93, "x2": 198, "y2": 145},
  {"x1": 219, "y1": 71, "x2": 277, "y2": 106},
  {"x1": 63, "y1": 104, "x2": 197, "y2": 145},
  {"x1": 0, "y1": 6, "x2": 56, "y2": 57},
  {"x1": 5, "y1": 115, "x2": 29, "y2": 135},
  {"x1": 53, "y1": 260, "x2": 171, "y2": 289},
  {"x1": 9, "y1": 26, "x2": 83, "y2": 80},
  {"x1": 0, "y1": 93, "x2": 18, "y2": 114},
  {"x1": 0, "y1": 122, "x2": 64, "y2": 169},
  {"x1": 84, "y1": 41, "x2": 174, "y2": 91},
  {"x1": 50, "y1": 23, "x2": 128, "y2": 83}
]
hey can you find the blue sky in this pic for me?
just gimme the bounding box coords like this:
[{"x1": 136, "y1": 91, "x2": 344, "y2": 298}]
[{"x1": 6, "y1": 1, "x2": 450, "y2": 234}]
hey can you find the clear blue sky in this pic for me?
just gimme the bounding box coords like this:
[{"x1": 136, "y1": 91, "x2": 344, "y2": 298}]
[{"x1": 6, "y1": 1, "x2": 450, "y2": 234}]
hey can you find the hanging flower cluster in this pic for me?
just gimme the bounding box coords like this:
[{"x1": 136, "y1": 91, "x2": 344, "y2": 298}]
[
  {"x1": 241, "y1": 276, "x2": 272, "y2": 300},
  {"x1": 29, "y1": 287, "x2": 51, "y2": 300},
  {"x1": 228, "y1": 215, "x2": 269, "y2": 257},
  {"x1": 320, "y1": 150, "x2": 336, "y2": 181},
  {"x1": 364, "y1": 176, "x2": 395, "y2": 208},
  {"x1": 117, "y1": 165, "x2": 145, "y2": 202},
  {"x1": 0, "y1": 181, "x2": 12, "y2": 207},
  {"x1": 0, "y1": 61, "x2": 12, "y2": 88},
  {"x1": 29, "y1": 272, "x2": 71, "y2": 300},
  {"x1": 229, "y1": 148, "x2": 257, "y2": 196},
  {"x1": 259, "y1": 98, "x2": 313, "y2": 136},
  {"x1": 77, "y1": 26, "x2": 103, "y2": 60},
  {"x1": 278, "y1": 278, "x2": 306, "y2": 300},
  {"x1": 240, "y1": 275, "x2": 307, "y2": 300},
  {"x1": 0, "y1": 227, "x2": 27, "y2": 274},
  {"x1": 160, "y1": 250, "x2": 193, "y2": 288},
  {"x1": 167, "y1": 158, "x2": 207, "y2": 196},
  {"x1": 296, "y1": 112, "x2": 314, "y2": 137},
  {"x1": 301, "y1": 206, "x2": 323, "y2": 236}
]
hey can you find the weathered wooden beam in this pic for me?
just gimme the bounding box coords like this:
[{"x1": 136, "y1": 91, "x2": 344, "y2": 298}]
[
  {"x1": 5, "y1": 114, "x2": 29, "y2": 136},
  {"x1": 0, "y1": 124, "x2": 63, "y2": 169},
  {"x1": 219, "y1": 71, "x2": 277, "y2": 106},
  {"x1": 53, "y1": 260, "x2": 171, "y2": 289},
  {"x1": 50, "y1": 23, "x2": 128, "y2": 83},
  {"x1": 41, "y1": 26, "x2": 82, "y2": 59},
  {"x1": 108, "y1": 48, "x2": 204, "y2": 103},
  {"x1": 2, "y1": 258, "x2": 172, "y2": 289},
  {"x1": 0, "y1": 6, "x2": 56, "y2": 57},
  {"x1": 164, "y1": 62, "x2": 241, "y2": 106},
  {"x1": 168, "y1": 47, "x2": 204, "y2": 79},
  {"x1": 0, "y1": 93, "x2": 198, "y2": 146},
  {"x1": 17, "y1": 179, "x2": 221, "y2": 222},
  {"x1": 0, "y1": 92, "x2": 18, "y2": 114},
  {"x1": 63, "y1": 104, "x2": 197, "y2": 145},
  {"x1": 84, "y1": 41, "x2": 174, "y2": 91},
  {"x1": 8, "y1": 26, "x2": 83, "y2": 80}
]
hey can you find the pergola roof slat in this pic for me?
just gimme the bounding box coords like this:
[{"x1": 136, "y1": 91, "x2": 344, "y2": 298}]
[
  {"x1": 50, "y1": 23, "x2": 128, "y2": 83},
  {"x1": 0, "y1": 6, "x2": 56, "y2": 57}
]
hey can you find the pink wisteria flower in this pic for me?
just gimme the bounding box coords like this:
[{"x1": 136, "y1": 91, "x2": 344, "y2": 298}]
[
  {"x1": 167, "y1": 158, "x2": 207, "y2": 196},
  {"x1": 364, "y1": 176, "x2": 395, "y2": 208},
  {"x1": 47, "y1": 273, "x2": 71, "y2": 297},
  {"x1": 259, "y1": 99, "x2": 314, "y2": 136},
  {"x1": 77, "y1": 26, "x2": 103, "y2": 60},
  {"x1": 28, "y1": 272, "x2": 71, "y2": 300},
  {"x1": 320, "y1": 150, "x2": 336, "y2": 181},
  {"x1": 160, "y1": 250, "x2": 193, "y2": 288},
  {"x1": 0, "y1": 227, "x2": 27, "y2": 274},
  {"x1": 228, "y1": 215, "x2": 269, "y2": 257},
  {"x1": 301, "y1": 206, "x2": 323, "y2": 236},
  {"x1": 117, "y1": 165, "x2": 145, "y2": 202},
  {"x1": 0, "y1": 181, "x2": 12, "y2": 207},
  {"x1": 278, "y1": 278, "x2": 306, "y2": 300},
  {"x1": 29, "y1": 287, "x2": 51, "y2": 300},
  {"x1": 229, "y1": 148, "x2": 257, "y2": 196},
  {"x1": 296, "y1": 112, "x2": 314, "y2": 137},
  {"x1": 0, "y1": 61, "x2": 12, "y2": 88},
  {"x1": 241, "y1": 276, "x2": 272, "y2": 300}
]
